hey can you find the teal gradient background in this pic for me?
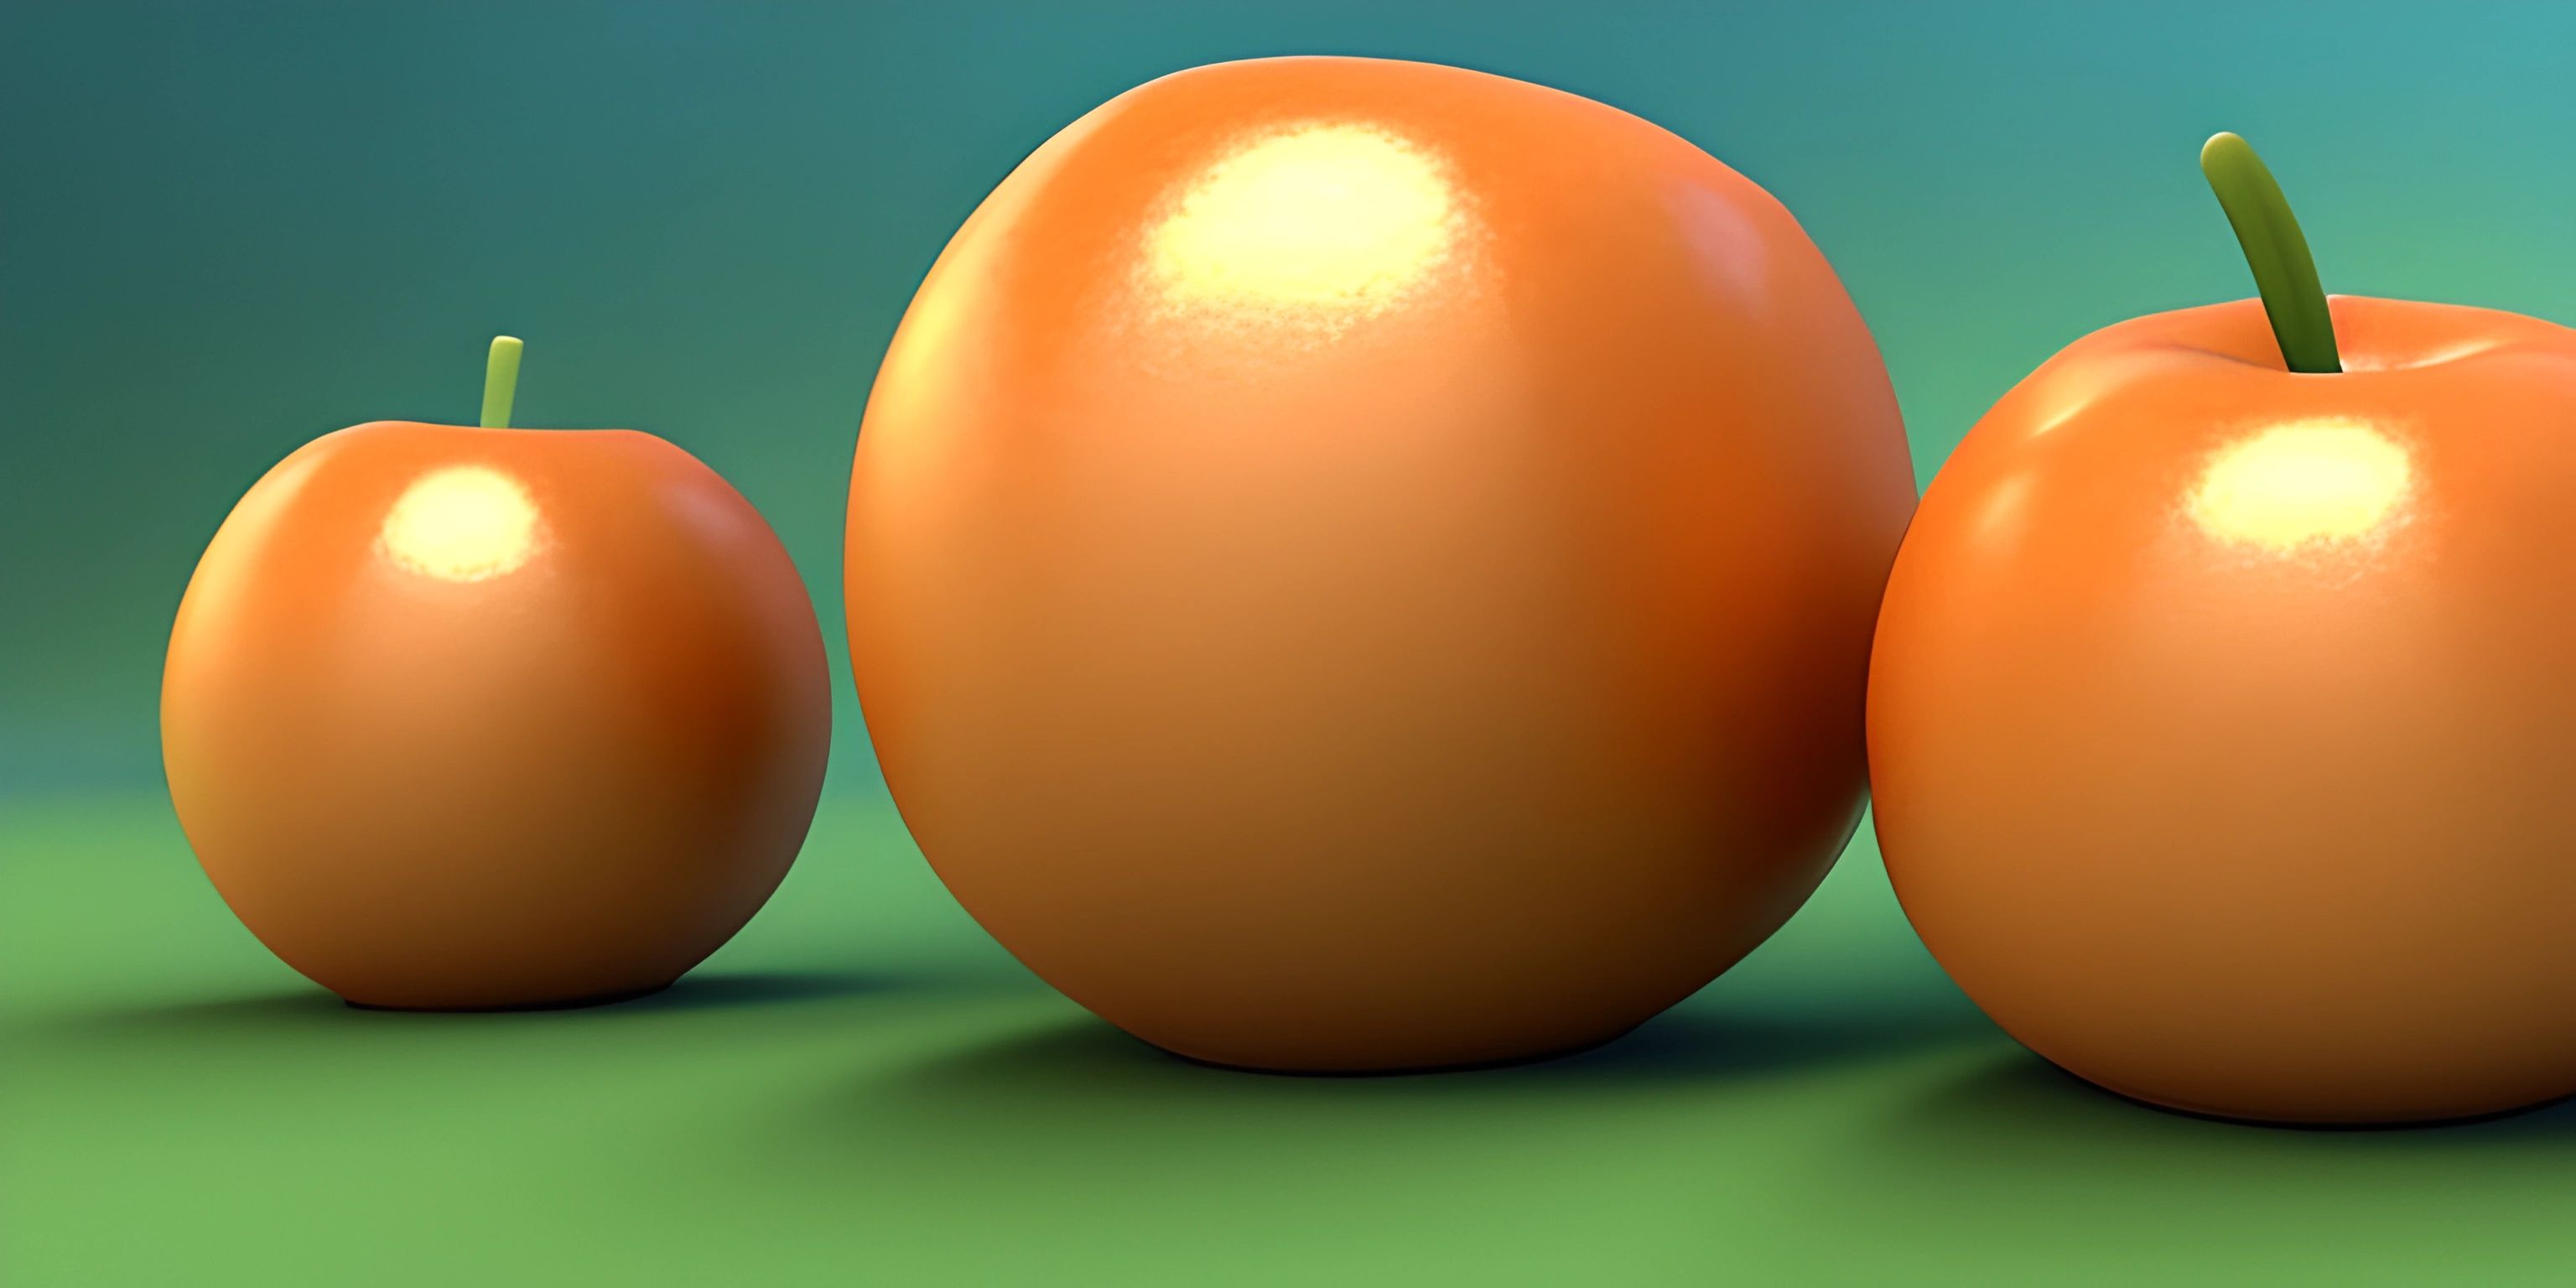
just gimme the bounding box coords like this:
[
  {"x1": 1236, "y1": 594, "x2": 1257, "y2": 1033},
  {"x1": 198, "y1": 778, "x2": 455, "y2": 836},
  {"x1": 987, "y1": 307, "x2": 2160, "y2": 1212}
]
[{"x1": 8, "y1": 3, "x2": 2576, "y2": 1283}]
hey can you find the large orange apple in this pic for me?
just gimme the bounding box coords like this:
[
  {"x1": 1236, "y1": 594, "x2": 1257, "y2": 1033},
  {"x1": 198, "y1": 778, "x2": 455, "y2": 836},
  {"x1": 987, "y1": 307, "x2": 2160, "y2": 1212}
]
[
  {"x1": 164, "y1": 339, "x2": 832, "y2": 1010},
  {"x1": 846, "y1": 57, "x2": 1916, "y2": 1071},
  {"x1": 1869, "y1": 135, "x2": 2576, "y2": 1123}
]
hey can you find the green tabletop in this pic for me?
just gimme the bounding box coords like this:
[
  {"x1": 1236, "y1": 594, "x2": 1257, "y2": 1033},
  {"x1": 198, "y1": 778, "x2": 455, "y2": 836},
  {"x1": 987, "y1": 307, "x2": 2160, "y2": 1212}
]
[{"x1": 8, "y1": 793, "x2": 2571, "y2": 1285}]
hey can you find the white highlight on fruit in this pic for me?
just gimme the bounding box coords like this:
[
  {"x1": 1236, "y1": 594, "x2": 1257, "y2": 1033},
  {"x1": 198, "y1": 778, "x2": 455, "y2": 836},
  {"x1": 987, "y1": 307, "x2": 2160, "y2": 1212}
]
[
  {"x1": 1144, "y1": 122, "x2": 1462, "y2": 325},
  {"x1": 378, "y1": 465, "x2": 543, "y2": 581},
  {"x1": 2189, "y1": 418, "x2": 2412, "y2": 552}
]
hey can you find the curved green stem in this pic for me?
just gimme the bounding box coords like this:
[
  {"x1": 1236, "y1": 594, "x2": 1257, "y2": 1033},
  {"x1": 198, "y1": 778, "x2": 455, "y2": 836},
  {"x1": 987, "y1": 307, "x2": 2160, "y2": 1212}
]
[
  {"x1": 480, "y1": 335, "x2": 524, "y2": 428},
  {"x1": 2200, "y1": 132, "x2": 2340, "y2": 373}
]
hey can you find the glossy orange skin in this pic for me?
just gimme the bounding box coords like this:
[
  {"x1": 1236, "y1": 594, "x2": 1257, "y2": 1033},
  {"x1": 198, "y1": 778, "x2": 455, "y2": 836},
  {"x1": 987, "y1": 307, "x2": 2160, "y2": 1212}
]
[
  {"x1": 1871, "y1": 295, "x2": 2576, "y2": 1124},
  {"x1": 164, "y1": 422, "x2": 831, "y2": 1010},
  {"x1": 847, "y1": 57, "x2": 1915, "y2": 1071}
]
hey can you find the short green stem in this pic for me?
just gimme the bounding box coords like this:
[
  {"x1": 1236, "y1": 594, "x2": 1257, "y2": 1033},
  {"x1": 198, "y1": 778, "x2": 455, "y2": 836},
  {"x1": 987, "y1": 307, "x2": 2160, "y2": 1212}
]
[
  {"x1": 480, "y1": 335, "x2": 523, "y2": 428},
  {"x1": 2200, "y1": 132, "x2": 2340, "y2": 373}
]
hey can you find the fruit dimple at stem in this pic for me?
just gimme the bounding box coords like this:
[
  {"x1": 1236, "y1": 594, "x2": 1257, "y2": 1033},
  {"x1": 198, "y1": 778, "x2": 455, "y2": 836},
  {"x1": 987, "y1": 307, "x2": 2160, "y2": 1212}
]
[
  {"x1": 481, "y1": 335, "x2": 524, "y2": 428},
  {"x1": 2200, "y1": 132, "x2": 2340, "y2": 374}
]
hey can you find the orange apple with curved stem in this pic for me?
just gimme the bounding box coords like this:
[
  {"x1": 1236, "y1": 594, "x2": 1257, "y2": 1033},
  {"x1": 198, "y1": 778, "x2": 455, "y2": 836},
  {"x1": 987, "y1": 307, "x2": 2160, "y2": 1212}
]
[
  {"x1": 164, "y1": 338, "x2": 832, "y2": 1010},
  {"x1": 1869, "y1": 134, "x2": 2576, "y2": 1124}
]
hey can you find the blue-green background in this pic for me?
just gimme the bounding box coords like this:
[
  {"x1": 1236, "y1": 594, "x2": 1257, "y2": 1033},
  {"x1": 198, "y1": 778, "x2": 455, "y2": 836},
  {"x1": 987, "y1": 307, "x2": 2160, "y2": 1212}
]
[{"x1": 7, "y1": 3, "x2": 2574, "y2": 1283}]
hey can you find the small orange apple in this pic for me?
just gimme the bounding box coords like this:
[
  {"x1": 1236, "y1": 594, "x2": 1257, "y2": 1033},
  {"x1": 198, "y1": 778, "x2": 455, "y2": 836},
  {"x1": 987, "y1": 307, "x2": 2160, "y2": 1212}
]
[{"x1": 163, "y1": 338, "x2": 832, "y2": 1010}]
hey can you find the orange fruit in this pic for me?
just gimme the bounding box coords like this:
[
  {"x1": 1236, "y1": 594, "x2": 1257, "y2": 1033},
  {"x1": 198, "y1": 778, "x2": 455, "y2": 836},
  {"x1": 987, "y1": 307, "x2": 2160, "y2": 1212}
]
[
  {"x1": 1869, "y1": 136, "x2": 2576, "y2": 1123},
  {"x1": 164, "y1": 341, "x2": 831, "y2": 1010},
  {"x1": 847, "y1": 58, "x2": 1915, "y2": 1071}
]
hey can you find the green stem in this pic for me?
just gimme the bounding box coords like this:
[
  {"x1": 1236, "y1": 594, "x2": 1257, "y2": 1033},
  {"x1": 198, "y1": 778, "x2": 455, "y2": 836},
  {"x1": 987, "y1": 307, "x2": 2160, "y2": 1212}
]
[
  {"x1": 480, "y1": 335, "x2": 524, "y2": 428},
  {"x1": 2199, "y1": 132, "x2": 2340, "y2": 373}
]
